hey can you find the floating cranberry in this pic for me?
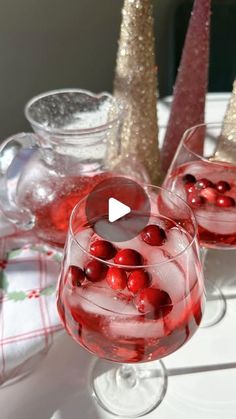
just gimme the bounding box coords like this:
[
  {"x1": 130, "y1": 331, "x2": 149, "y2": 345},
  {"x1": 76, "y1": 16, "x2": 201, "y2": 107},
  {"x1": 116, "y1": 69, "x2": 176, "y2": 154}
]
[
  {"x1": 68, "y1": 265, "x2": 85, "y2": 287},
  {"x1": 215, "y1": 181, "x2": 231, "y2": 193},
  {"x1": 188, "y1": 192, "x2": 205, "y2": 207},
  {"x1": 114, "y1": 249, "x2": 143, "y2": 268},
  {"x1": 164, "y1": 219, "x2": 176, "y2": 230},
  {"x1": 195, "y1": 178, "x2": 214, "y2": 190},
  {"x1": 141, "y1": 224, "x2": 166, "y2": 246},
  {"x1": 106, "y1": 267, "x2": 127, "y2": 290},
  {"x1": 215, "y1": 195, "x2": 235, "y2": 208},
  {"x1": 182, "y1": 174, "x2": 196, "y2": 184},
  {"x1": 200, "y1": 187, "x2": 218, "y2": 204},
  {"x1": 127, "y1": 270, "x2": 151, "y2": 294},
  {"x1": 185, "y1": 183, "x2": 196, "y2": 193},
  {"x1": 85, "y1": 260, "x2": 108, "y2": 282},
  {"x1": 90, "y1": 240, "x2": 116, "y2": 260},
  {"x1": 135, "y1": 288, "x2": 172, "y2": 317}
]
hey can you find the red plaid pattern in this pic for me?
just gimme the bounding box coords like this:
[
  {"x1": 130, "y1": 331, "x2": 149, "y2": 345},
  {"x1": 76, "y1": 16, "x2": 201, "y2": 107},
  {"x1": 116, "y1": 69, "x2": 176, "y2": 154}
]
[{"x1": 0, "y1": 216, "x2": 63, "y2": 386}]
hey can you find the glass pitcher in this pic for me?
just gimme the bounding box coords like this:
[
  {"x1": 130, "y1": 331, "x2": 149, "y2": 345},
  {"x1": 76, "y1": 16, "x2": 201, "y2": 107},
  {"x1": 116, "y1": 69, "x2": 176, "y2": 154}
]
[{"x1": 0, "y1": 89, "x2": 124, "y2": 248}]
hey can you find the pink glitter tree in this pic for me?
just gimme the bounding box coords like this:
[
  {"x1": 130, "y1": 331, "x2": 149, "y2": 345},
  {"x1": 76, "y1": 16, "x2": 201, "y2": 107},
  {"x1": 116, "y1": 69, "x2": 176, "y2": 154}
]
[{"x1": 161, "y1": 0, "x2": 211, "y2": 174}]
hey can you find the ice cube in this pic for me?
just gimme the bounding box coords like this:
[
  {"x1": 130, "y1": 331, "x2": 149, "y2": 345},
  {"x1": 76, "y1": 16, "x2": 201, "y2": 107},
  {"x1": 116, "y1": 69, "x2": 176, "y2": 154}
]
[
  {"x1": 129, "y1": 232, "x2": 189, "y2": 303},
  {"x1": 165, "y1": 228, "x2": 198, "y2": 290},
  {"x1": 196, "y1": 208, "x2": 236, "y2": 235},
  {"x1": 164, "y1": 298, "x2": 187, "y2": 331},
  {"x1": 148, "y1": 250, "x2": 186, "y2": 303},
  {"x1": 109, "y1": 317, "x2": 165, "y2": 339},
  {"x1": 164, "y1": 288, "x2": 199, "y2": 332},
  {"x1": 116, "y1": 228, "x2": 168, "y2": 266},
  {"x1": 75, "y1": 228, "x2": 93, "y2": 250},
  {"x1": 113, "y1": 235, "x2": 144, "y2": 253},
  {"x1": 157, "y1": 180, "x2": 188, "y2": 220},
  {"x1": 70, "y1": 228, "x2": 93, "y2": 267},
  {"x1": 163, "y1": 227, "x2": 190, "y2": 257},
  {"x1": 94, "y1": 217, "x2": 147, "y2": 243},
  {"x1": 73, "y1": 284, "x2": 136, "y2": 317}
]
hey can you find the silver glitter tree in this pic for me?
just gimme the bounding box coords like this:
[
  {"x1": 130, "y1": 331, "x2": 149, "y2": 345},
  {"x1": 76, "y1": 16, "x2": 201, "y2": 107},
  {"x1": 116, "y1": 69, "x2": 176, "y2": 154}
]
[{"x1": 214, "y1": 79, "x2": 236, "y2": 163}]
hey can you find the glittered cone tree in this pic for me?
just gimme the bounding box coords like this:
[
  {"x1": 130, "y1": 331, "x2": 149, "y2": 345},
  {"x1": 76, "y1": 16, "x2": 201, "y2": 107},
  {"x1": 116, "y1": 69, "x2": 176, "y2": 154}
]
[
  {"x1": 111, "y1": 0, "x2": 161, "y2": 185},
  {"x1": 161, "y1": 0, "x2": 211, "y2": 174}
]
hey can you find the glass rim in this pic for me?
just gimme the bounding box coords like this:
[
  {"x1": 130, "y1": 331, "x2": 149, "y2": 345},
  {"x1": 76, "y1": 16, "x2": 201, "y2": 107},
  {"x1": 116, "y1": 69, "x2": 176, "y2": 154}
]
[
  {"x1": 69, "y1": 183, "x2": 199, "y2": 269},
  {"x1": 182, "y1": 121, "x2": 236, "y2": 168},
  {"x1": 24, "y1": 88, "x2": 121, "y2": 137}
]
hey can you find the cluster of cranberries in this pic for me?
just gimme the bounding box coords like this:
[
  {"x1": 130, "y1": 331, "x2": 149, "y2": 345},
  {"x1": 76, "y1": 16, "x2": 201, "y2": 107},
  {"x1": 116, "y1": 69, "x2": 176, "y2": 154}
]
[
  {"x1": 68, "y1": 224, "x2": 172, "y2": 316},
  {"x1": 183, "y1": 174, "x2": 235, "y2": 209}
]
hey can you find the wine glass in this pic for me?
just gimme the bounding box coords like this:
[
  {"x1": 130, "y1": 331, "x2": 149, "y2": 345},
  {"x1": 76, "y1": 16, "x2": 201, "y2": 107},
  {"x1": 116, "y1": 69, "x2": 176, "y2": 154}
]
[
  {"x1": 57, "y1": 183, "x2": 204, "y2": 417},
  {"x1": 164, "y1": 122, "x2": 236, "y2": 327}
]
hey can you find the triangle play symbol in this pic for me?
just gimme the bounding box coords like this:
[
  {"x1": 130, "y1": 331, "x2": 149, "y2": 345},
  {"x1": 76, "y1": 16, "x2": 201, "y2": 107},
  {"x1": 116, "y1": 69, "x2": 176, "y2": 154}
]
[{"x1": 108, "y1": 197, "x2": 131, "y2": 223}]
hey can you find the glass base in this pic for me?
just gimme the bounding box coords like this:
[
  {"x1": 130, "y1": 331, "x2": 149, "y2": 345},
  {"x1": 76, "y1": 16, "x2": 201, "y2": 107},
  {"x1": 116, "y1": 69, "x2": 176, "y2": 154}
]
[
  {"x1": 200, "y1": 280, "x2": 226, "y2": 328},
  {"x1": 90, "y1": 358, "x2": 168, "y2": 417},
  {"x1": 199, "y1": 247, "x2": 227, "y2": 328}
]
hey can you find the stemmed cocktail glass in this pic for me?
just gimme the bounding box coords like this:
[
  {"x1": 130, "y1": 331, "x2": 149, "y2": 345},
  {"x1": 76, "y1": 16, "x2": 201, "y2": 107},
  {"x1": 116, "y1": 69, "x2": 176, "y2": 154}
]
[
  {"x1": 57, "y1": 183, "x2": 204, "y2": 417},
  {"x1": 164, "y1": 123, "x2": 236, "y2": 327}
]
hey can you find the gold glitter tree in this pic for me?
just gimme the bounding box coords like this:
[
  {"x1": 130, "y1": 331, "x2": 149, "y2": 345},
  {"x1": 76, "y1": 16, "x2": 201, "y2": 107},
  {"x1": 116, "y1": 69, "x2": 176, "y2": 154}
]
[
  {"x1": 214, "y1": 79, "x2": 236, "y2": 163},
  {"x1": 109, "y1": 0, "x2": 161, "y2": 185}
]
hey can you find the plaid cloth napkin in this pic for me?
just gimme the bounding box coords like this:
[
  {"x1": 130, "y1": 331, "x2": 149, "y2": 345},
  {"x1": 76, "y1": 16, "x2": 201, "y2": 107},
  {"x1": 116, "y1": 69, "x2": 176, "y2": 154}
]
[{"x1": 0, "y1": 214, "x2": 63, "y2": 386}]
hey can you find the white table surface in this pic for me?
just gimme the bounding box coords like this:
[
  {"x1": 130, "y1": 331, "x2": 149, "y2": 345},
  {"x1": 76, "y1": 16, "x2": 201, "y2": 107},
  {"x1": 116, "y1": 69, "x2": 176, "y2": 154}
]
[{"x1": 1, "y1": 93, "x2": 236, "y2": 419}]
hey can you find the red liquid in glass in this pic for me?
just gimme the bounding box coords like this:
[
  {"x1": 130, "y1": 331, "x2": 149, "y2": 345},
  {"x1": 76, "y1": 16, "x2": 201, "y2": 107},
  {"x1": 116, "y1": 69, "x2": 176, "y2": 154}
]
[
  {"x1": 57, "y1": 216, "x2": 204, "y2": 363},
  {"x1": 165, "y1": 161, "x2": 236, "y2": 248},
  {"x1": 21, "y1": 172, "x2": 111, "y2": 247}
]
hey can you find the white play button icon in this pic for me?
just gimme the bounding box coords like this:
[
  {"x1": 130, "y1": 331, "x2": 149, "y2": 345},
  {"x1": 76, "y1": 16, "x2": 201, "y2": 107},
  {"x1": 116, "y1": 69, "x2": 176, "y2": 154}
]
[
  {"x1": 86, "y1": 176, "x2": 150, "y2": 241},
  {"x1": 108, "y1": 197, "x2": 131, "y2": 223}
]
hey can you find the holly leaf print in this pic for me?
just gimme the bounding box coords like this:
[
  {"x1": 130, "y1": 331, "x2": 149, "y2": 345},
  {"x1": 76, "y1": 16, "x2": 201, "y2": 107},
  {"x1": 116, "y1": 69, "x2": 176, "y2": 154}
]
[
  {"x1": 53, "y1": 253, "x2": 62, "y2": 263},
  {"x1": 30, "y1": 245, "x2": 47, "y2": 253},
  {"x1": 40, "y1": 286, "x2": 55, "y2": 296},
  {"x1": 7, "y1": 248, "x2": 23, "y2": 259},
  {"x1": 0, "y1": 270, "x2": 9, "y2": 291},
  {"x1": 8, "y1": 291, "x2": 26, "y2": 301}
]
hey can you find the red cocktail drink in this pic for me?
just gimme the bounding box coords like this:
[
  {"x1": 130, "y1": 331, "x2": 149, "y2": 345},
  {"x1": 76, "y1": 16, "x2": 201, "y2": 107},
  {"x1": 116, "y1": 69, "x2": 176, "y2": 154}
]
[
  {"x1": 164, "y1": 123, "x2": 236, "y2": 328},
  {"x1": 57, "y1": 184, "x2": 204, "y2": 416},
  {"x1": 165, "y1": 160, "x2": 236, "y2": 248},
  {"x1": 58, "y1": 215, "x2": 203, "y2": 363}
]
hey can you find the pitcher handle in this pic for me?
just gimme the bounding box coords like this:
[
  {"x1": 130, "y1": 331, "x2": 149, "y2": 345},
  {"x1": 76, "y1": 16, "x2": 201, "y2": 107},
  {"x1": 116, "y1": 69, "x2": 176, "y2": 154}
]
[{"x1": 0, "y1": 132, "x2": 38, "y2": 231}]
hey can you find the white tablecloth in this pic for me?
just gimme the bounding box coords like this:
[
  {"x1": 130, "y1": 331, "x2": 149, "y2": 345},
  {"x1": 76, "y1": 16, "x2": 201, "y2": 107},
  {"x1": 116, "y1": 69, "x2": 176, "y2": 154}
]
[{"x1": 1, "y1": 93, "x2": 236, "y2": 419}]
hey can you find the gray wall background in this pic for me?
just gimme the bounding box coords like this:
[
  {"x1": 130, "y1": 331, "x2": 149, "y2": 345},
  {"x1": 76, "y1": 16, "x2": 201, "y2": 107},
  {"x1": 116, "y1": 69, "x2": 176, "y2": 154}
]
[
  {"x1": 0, "y1": 0, "x2": 179, "y2": 139},
  {"x1": 0, "y1": 0, "x2": 121, "y2": 138},
  {"x1": 0, "y1": 0, "x2": 235, "y2": 139}
]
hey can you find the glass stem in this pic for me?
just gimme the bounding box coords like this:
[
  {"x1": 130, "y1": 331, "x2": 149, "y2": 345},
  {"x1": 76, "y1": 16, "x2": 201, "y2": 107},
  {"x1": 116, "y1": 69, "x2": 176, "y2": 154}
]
[
  {"x1": 116, "y1": 365, "x2": 137, "y2": 388},
  {"x1": 200, "y1": 246, "x2": 207, "y2": 264}
]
